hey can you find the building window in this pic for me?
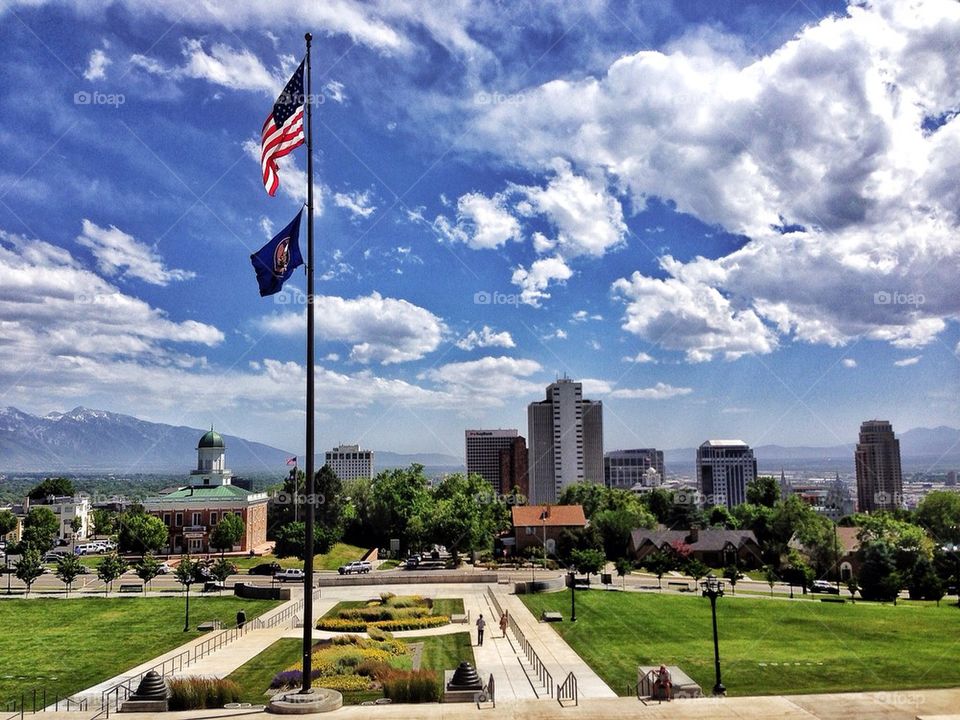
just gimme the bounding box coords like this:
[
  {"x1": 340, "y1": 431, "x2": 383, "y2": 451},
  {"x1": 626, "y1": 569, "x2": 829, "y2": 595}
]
[
  {"x1": 192, "y1": 512, "x2": 201, "y2": 527},
  {"x1": 210, "y1": 512, "x2": 218, "y2": 526},
  {"x1": 163, "y1": 513, "x2": 171, "y2": 526},
  {"x1": 175, "y1": 513, "x2": 183, "y2": 527}
]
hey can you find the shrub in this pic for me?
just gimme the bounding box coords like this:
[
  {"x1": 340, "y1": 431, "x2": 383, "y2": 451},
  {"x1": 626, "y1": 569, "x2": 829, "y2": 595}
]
[
  {"x1": 270, "y1": 669, "x2": 303, "y2": 689},
  {"x1": 356, "y1": 659, "x2": 394, "y2": 681},
  {"x1": 379, "y1": 592, "x2": 396, "y2": 603},
  {"x1": 383, "y1": 594, "x2": 427, "y2": 608},
  {"x1": 168, "y1": 677, "x2": 241, "y2": 710},
  {"x1": 337, "y1": 606, "x2": 430, "y2": 622},
  {"x1": 317, "y1": 614, "x2": 449, "y2": 633},
  {"x1": 382, "y1": 670, "x2": 439, "y2": 703}
]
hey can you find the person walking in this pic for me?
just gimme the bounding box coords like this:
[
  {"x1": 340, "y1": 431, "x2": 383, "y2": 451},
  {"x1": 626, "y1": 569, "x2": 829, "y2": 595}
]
[
  {"x1": 236, "y1": 608, "x2": 246, "y2": 629},
  {"x1": 499, "y1": 610, "x2": 509, "y2": 638},
  {"x1": 476, "y1": 613, "x2": 486, "y2": 646}
]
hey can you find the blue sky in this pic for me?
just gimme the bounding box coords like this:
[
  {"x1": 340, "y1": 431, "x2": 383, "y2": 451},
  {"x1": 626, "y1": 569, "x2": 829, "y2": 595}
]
[{"x1": 0, "y1": 0, "x2": 957, "y2": 460}]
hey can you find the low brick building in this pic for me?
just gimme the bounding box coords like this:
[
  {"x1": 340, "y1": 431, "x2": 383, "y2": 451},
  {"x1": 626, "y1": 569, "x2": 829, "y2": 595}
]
[
  {"x1": 142, "y1": 429, "x2": 268, "y2": 554},
  {"x1": 511, "y1": 504, "x2": 587, "y2": 557}
]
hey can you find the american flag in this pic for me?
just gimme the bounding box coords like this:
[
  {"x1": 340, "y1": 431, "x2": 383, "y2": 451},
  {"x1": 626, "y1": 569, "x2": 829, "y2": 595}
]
[
  {"x1": 286, "y1": 456, "x2": 297, "y2": 466},
  {"x1": 260, "y1": 60, "x2": 305, "y2": 196}
]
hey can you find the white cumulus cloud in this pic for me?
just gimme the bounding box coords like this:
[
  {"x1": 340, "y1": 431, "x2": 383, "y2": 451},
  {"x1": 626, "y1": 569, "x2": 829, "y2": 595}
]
[
  {"x1": 455, "y1": 326, "x2": 515, "y2": 351},
  {"x1": 76, "y1": 220, "x2": 194, "y2": 286}
]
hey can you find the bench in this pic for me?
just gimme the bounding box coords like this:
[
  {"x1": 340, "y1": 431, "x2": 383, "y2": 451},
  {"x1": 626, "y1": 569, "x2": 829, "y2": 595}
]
[
  {"x1": 119, "y1": 583, "x2": 143, "y2": 593},
  {"x1": 197, "y1": 621, "x2": 222, "y2": 631},
  {"x1": 541, "y1": 610, "x2": 563, "y2": 622},
  {"x1": 667, "y1": 581, "x2": 692, "y2": 592}
]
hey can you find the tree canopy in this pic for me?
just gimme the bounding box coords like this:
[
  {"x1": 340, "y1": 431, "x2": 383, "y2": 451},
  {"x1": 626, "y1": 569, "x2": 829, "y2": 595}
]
[{"x1": 27, "y1": 477, "x2": 75, "y2": 500}]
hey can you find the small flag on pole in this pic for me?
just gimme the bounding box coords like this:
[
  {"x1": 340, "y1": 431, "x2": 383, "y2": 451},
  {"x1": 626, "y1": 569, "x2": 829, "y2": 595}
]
[
  {"x1": 286, "y1": 456, "x2": 297, "y2": 466},
  {"x1": 260, "y1": 60, "x2": 305, "y2": 196},
  {"x1": 250, "y1": 209, "x2": 304, "y2": 296}
]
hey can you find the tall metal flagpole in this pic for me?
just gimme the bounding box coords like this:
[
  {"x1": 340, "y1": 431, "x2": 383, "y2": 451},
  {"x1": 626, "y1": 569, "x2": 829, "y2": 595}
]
[{"x1": 301, "y1": 31, "x2": 316, "y2": 696}]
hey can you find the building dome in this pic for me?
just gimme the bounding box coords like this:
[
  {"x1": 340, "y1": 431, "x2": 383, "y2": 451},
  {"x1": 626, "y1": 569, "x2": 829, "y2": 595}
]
[{"x1": 198, "y1": 428, "x2": 225, "y2": 449}]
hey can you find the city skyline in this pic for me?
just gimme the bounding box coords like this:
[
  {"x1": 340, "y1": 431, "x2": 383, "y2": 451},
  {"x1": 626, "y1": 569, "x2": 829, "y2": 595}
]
[{"x1": 0, "y1": 1, "x2": 958, "y2": 459}]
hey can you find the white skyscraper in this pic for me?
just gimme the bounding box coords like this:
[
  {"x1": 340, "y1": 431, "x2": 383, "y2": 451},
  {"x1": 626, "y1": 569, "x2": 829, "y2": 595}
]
[
  {"x1": 527, "y1": 377, "x2": 603, "y2": 504},
  {"x1": 465, "y1": 429, "x2": 518, "y2": 491},
  {"x1": 324, "y1": 444, "x2": 374, "y2": 482},
  {"x1": 696, "y1": 440, "x2": 757, "y2": 509}
]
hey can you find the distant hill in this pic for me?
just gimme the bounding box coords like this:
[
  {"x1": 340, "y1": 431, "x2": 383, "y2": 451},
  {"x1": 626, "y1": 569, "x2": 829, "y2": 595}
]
[
  {"x1": 373, "y1": 450, "x2": 463, "y2": 470},
  {"x1": 0, "y1": 406, "x2": 294, "y2": 472}
]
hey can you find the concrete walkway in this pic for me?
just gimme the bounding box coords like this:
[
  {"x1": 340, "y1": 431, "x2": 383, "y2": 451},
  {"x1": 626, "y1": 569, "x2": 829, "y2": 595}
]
[{"x1": 28, "y1": 687, "x2": 960, "y2": 719}]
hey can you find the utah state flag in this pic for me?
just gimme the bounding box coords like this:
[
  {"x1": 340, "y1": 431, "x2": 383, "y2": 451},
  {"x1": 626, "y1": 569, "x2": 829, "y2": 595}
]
[{"x1": 250, "y1": 209, "x2": 304, "y2": 297}]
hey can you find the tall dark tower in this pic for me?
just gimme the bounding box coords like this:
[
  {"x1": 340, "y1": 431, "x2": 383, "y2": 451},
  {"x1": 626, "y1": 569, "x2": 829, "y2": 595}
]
[{"x1": 855, "y1": 420, "x2": 903, "y2": 512}]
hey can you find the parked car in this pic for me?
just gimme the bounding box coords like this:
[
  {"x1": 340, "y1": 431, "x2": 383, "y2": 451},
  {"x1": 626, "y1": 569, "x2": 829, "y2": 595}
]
[
  {"x1": 73, "y1": 543, "x2": 102, "y2": 556},
  {"x1": 156, "y1": 563, "x2": 174, "y2": 575},
  {"x1": 43, "y1": 551, "x2": 68, "y2": 562},
  {"x1": 248, "y1": 562, "x2": 282, "y2": 576},
  {"x1": 405, "y1": 556, "x2": 421, "y2": 569},
  {"x1": 811, "y1": 580, "x2": 840, "y2": 594},
  {"x1": 337, "y1": 560, "x2": 372, "y2": 575},
  {"x1": 274, "y1": 568, "x2": 305, "y2": 582}
]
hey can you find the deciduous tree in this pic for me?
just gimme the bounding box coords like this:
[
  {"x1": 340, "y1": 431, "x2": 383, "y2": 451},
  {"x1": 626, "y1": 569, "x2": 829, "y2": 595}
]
[
  {"x1": 97, "y1": 552, "x2": 127, "y2": 595},
  {"x1": 55, "y1": 553, "x2": 84, "y2": 595},
  {"x1": 210, "y1": 513, "x2": 245, "y2": 556},
  {"x1": 15, "y1": 548, "x2": 44, "y2": 595}
]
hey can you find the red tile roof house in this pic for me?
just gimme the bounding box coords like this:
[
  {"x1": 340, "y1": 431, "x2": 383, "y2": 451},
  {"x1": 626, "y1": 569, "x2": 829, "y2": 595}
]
[
  {"x1": 789, "y1": 526, "x2": 861, "y2": 581},
  {"x1": 511, "y1": 504, "x2": 587, "y2": 558},
  {"x1": 629, "y1": 527, "x2": 764, "y2": 569}
]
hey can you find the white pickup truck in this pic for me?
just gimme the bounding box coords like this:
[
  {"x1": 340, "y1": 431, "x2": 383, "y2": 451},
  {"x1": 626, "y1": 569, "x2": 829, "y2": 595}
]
[{"x1": 337, "y1": 560, "x2": 372, "y2": 575}]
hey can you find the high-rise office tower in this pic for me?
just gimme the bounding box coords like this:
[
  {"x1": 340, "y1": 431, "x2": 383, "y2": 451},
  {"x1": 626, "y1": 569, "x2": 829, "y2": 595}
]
[
  {"x1": 604, "y1": 449, "x2": 665, "y2": 488},
  {"x1": 465, "y1": 429, "x2": 519, "y2": 491},
  {"x1": 527, "y1": 377, "x2": 604, "y2": 504},
  {"x1": 696, "y1": 440, "x2": 757, "y2": 509},
  {"x1": 324, "y1": 444, "x2": 373, "y2": 482},
  {"x1": 855, "y1": 420, "x2": 903, "y2": 512}
]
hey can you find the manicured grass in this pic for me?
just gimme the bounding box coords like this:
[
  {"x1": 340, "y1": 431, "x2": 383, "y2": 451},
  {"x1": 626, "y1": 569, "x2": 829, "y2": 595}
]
[
  {"x1": 230, "y1": 543, "x2": 368, "y2": 572},
  {"x1": 0, "y1": 596, "x2": 278, "y2": 707},
  {"x1": 405, "y1": 632, "x2": 474, "y2": 695},
  {"x1": 520, "y1": 590, "x2": 960, "y2": 697},
  {"x1": 377, "y1": 560, "x2": 400, "y2": 570},
  {"x1": 431, "y1": 598, "x2": 464, "y2": 617},
  {"x1": 227, "y1": 638, "x2": 301, "y2": 704}
]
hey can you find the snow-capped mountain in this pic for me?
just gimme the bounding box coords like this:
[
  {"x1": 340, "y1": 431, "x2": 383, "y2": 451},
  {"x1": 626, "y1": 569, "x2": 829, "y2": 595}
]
[{"x1": 0, "y1": 406, "x2": 294, "y2": 472}]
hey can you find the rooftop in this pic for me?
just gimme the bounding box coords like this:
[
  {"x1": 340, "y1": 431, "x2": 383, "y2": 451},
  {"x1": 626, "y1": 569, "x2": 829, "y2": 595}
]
[
  {"x1": 157, "y1": 484, "x2": 257, "y2": 501},
  {"x1": 512, "y1": 504, "x2": 587, "y2": 527}
]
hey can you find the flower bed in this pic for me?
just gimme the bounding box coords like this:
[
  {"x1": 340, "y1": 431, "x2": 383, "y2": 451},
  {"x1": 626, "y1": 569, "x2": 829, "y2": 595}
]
[{"x1": 317, "y1": 595, "x2": 450, "y2": 632}]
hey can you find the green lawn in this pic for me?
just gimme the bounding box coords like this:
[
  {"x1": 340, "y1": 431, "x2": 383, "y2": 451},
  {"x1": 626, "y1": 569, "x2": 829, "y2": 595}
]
[
  {"x1": 230, "y1": 543, "x2": 368, "y2": 572},
  {"x1": 0, "y1": 596, "x2": 278, "y2": 707},
  {"x1": 377, "y1": 559, "x2": 400, "y2": 571},
  {"x1": 431, "y1": 598, "x2": 465, "y2": 616},
  {"x1": 520, "y1": 590, "x2": 960, "y2": 697},
  {"x1": 227, "y1": 632, "x2": 475, "y2": 704}
]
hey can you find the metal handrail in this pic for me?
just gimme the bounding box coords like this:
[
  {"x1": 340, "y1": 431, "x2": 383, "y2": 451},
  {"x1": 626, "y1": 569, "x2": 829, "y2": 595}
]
[
  {"x1": 558, "y1": 671, "x2": 578, "y2": 706},
  {"x1": 507, "y1": 613, "x2": 553, "y2": 697}
]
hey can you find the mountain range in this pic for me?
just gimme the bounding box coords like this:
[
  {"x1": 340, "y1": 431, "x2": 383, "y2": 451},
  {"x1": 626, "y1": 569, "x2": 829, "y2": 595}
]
[{"x1": 0, "y1": 406, "x2": 957, "y2": 474}]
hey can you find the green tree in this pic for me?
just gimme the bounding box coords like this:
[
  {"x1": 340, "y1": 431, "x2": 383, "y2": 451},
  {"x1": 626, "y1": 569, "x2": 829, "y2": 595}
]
[
  {"x1": 210, "y1": 513, "x2": 245, "y2": 556},
  {"x1": 915, "y1": 491, "x2": 960, "y2": 544},
  {"x1": 174, "y1": 556, "x2": 197, "y2": 587},
  {"x1": 644, "y1": 550, "x2": 675, "y2": 590},
  {"x1": 314, "y1": 464, "x2": 348, "y2": 544},
  {"x1": 685, "y1": 557, "x2": 709, "y2": 584},
  {"x1": 91, "y1": 508, "x2": 119, "y2": 536},
  {"x1": 592, "y1": 506, "x2": 656, "y2": 560},
  {"x1": 427, "y1": 473, "x2": 508, "y2": 564},
  {"x1": 15, "y1": 548, "x2": 44, "y2": 595},
  {"x1": 614, "y1": 557, "x2": 632, "y2": 589},
  {"x1": 556, "y1": 525, "x2": 603, "y2": 566},
  {"x1": 341, "y1": 477, "x2": 375, "y2": 546},
  {"x1": 706, "y1": 505, "x2": 739, "y2": 529},
  {"x1": 55, "y1": 553, "x2": 84, "y2": 595},
  {"x1": 746, "y1": 476, "x2": 780, "y2": 507},
  {"x1": 858, "y1": 541, "x2": 901, "y2": 602},
  {"x1": 723, "y1": 565, "x2": 744, "y2": 595},
  {"x1": 69, "y1": 516, "x2": 82, "y2": 536},
  {"x1": 97, "y1": 552, "x2": 127, "y2": 595},
  {"x1": 557, "y1": 482, "x2": 607, "y2": 519},
  {"x1": 21, "y1": 506, "x2": 59, "y2": 553},
  {"x1": 135, "y1": 553, "x2": 163, "y2": 590},
  {"x1": 118, "y1": 511, "x2": 168, "y2": 556},
  {"x1": 570, "y1": 548, "x2": 606, "y2": 580},
  {"x1": 27, "y1": 477, "x2": 75, "y2": 500},
  {"x1": 855, "y1": 512, "x2": 934, "y2": 577},
  {"x1": 763, "y1": 565, "x2": 779, "y2": 596},
  {"x1": 0, "y1": 510, "x2": 16, "y2": 544},
  {"x1": 641, "y1": 488, "x2": 675, "y2": 525},
  {"x1": 210, "y1": 558, "x2": 236, "y2": 584},
  {"x1": 907, "y1": 555, "x2": 944, "y2": 603},
  {"x1": 370, "y1": 465, "x2": 432, "y2": 555}
]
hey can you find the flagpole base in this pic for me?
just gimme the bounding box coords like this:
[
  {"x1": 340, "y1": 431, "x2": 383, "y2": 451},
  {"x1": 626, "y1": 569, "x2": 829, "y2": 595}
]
[{"x1": 267, "y1": 688, "x2": 341, "y2": 714}]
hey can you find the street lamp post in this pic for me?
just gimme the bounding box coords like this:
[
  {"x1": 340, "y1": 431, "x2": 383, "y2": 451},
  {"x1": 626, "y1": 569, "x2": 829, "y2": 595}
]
[
  {"x1": 700, "y1": 574, "x2": 726, "y2": 696},
  {"x1": 568, "y1": 569, "x2": 577, "y2": 622}
]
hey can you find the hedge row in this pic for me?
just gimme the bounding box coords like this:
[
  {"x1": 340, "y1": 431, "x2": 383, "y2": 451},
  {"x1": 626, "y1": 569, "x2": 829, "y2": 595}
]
[{"x1": 316, "y1": 615, "x2": 450, "y2": 633}]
